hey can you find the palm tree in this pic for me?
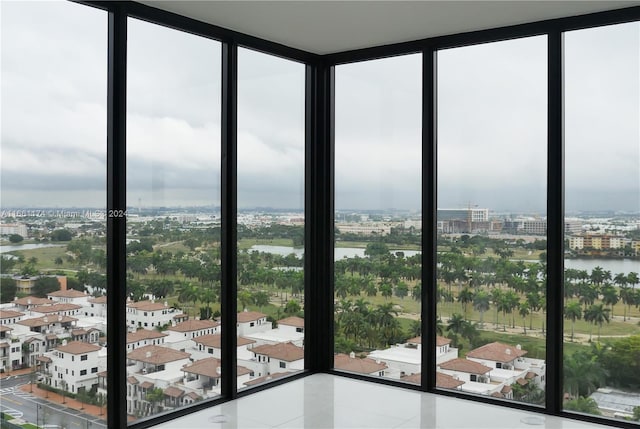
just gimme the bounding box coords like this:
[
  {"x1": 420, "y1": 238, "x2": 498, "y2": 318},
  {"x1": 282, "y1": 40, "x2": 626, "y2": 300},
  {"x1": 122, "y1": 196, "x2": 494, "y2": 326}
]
[
  {"x1": 178, "y1": 283, "x2": 199, "y2": 318},
  {"x1": 447, "y1": 313, "x2": 468, "y2": 347},
  {"x1": 518, "y1": 301, "x2": 530, "y2": 334},
  {"x1": 458, "y1": 287, "x2": 474, "y2": 319},
  {"x1": 628, "y1": 272, "x2": 639, "y2": 290},
  {"x1": 564, "y1": 302, "x2": 582, "y2": 342},
  {"x1": 601, "y1": 285, "x2": 618, "y2": 318},
  {"x1": 584, "y1": 303, "x2": 610, "y2": 341},
  {"x1": 472, "y1": 290, "x2": 490, "y2": 328}
]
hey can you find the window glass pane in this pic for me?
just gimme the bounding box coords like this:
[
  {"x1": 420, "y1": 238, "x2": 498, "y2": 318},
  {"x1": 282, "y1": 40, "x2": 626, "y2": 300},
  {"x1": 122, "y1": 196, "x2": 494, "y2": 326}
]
[
  {"x1": 127, "y1": 18, "x2": 221, "y2": 420},
  {"x1": 1, "y1": 1, "x2": 107, "y2": 427},
  {"x1": 563, "y1": 22, "x2": 640, "y2": 421},
  {"x1": 237, "y1": 48, "x2": 305, "y2": 390},
  {"x1": 334, "y1": 54, "x2": 422, "y2": 384},
  {"x1": 436, "y1": 36, "x2": 547, "y2": 405}
]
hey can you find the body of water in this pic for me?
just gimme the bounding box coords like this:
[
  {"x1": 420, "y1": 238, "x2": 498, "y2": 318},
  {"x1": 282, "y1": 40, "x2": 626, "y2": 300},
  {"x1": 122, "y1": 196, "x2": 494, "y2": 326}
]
[
  {"x1": 249, "y1": 245, "x2": 638, "y2": 274},
  {"x1": 0, "y1": 243, "x2": 64, "y2": 254},
  {"x1": 250, "y1": 245, "x2": 420, "y2": 261}
]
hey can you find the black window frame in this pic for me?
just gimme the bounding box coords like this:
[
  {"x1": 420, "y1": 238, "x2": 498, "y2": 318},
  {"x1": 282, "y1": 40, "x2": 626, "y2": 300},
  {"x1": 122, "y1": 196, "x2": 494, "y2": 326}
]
[{"x1": 67, "y1": 2, "x2": 640, "y2": 428}]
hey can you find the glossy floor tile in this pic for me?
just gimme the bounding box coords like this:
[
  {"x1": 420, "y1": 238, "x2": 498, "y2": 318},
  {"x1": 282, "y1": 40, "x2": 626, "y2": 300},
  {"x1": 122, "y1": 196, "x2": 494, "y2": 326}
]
[{"x1": 153, "y1": 374, "x2": 612, "y2": 429}]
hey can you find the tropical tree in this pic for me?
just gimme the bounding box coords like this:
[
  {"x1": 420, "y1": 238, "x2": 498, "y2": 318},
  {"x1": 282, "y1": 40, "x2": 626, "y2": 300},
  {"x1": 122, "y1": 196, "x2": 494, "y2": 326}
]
[
  {"x1": 446, "y1": 313, "x2": 467, "y2": 347},
  {"x1": 458, "y1": 287, "x2": 474, "y2": 319},
  {"x1": 472, "y1": 290, "x2": 490, "y2": 328},
  {"x1": 601, "y1": 285, "x2": 619, "y2": 318},
  {"x1": 284, "y1": 300, "x2": 301, "y2": 314},
  {"x1": 146, "y1": 387, "x2": 165, "y2": 415},
  {"x1": 584, "y1": 303, "x2": 610, "y2": 341},
  {"x1": 564, "y1": 302, "x2": 582, "y2": 342},
  {"x1": 564, "y1": 397, "x2": 601, "y2": 415},
  {"x1": 518, "y1": 301, "x2": 530, "y2": 334}
]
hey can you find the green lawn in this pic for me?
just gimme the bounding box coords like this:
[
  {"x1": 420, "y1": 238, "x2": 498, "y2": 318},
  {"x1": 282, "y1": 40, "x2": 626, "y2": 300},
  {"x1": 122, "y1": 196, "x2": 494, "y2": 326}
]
[
  {"x1": 8, "y1": 246, "x2": 75, "y2": 271},
  {"x1": 237, "y1": 238, "x2": 296, "y2": 250}
]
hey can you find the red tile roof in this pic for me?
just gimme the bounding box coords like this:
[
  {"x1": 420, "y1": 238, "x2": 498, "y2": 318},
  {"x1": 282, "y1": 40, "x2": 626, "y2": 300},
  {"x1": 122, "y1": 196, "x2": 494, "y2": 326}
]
[
  {"x1": 439, "y1": 358, "x2": 492, "y2": 374},
  {"x1": 252, "y1": 342, "x2": 304, "y2": 362},
  {"x1": 436, "y1": 372, "x2": 465, "y2": 389},
  {"x1": 14, "y1": 297, "x2": 49, "y2": 306},
  {"x1": 164, "y1": 386, "x2": 185, "y2": 398},
  {"x1": 32, "y1": 303, "x2": 81, "y2": 313},
  {"x1": 127, "y1": 300, "x2": 168, "y2": 311},
  {"x1": 48, "y1": 289, "x2": 87, "y2": 298},
  {"x1": 166, "y1": 319, "x2": 220, "y2": 333},
  {"x1": 334, "y1": 353, "x2": 387, "y2": 374},
  {"x1": 466, "y1": 342, "x2": 527, "y2": 363},
  {"x1": 56, "y1": 341, "x2": 101, "y2": 354},
  {"x1": 0, "y1": 310, "x2": 24, "y2": 319},
  {"x1": 277, "y1": 316, "x2": 304, "y2": 328},
  {"x1": 127, "y1": 345, "x2": 190, "y2": 364},
  {"x1": 126, "y1": 329, "x2": 168, "y2": 343},
  {"x1": 192, "y1": 334, "x2": 255, "y2": 348},
  {"x1": 237, "y1": 311, "x2": 267, "y2": 323},
  {"x1": 181, "y1": 357, "x2": 222, "y2": 379}
]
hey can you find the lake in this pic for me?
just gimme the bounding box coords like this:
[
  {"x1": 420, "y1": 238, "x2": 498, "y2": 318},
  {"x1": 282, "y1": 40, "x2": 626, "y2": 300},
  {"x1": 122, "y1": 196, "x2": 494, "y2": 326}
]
[
  {"x1": 249, "y1": 245, "x2": 639, "y2": 274},
  {"x1": 0, "y1": 243, "x2": 65, "y2": 254}
]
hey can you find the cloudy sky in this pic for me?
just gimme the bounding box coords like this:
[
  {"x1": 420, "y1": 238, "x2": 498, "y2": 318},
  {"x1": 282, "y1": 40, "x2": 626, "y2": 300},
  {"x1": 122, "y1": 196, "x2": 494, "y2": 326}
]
[{"x1": 1, "y1": 1, "x2": 638, "y2": 214}]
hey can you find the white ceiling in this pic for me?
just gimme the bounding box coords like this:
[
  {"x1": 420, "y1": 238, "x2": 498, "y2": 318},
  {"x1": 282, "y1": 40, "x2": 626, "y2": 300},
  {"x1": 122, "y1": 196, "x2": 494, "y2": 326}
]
[{"x1": 138, "y1": 1, "x2": 639, "y2": 55}]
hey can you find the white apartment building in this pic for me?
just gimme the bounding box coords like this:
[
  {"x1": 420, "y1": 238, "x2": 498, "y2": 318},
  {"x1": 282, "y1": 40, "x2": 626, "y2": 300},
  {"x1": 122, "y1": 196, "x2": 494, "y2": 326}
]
[
  {"x1": 47, "y1": 289, "x2": 90, "y2": 305},
  {"x1": 31, "y1": 303, "x2": 82, "y2": 318},
  {"x1": 48, "y1": 340, "x2": 106, "y2": 395},
  {"x1": 236, "y1": 311, "x2": 270, "y2": 336},
  {"x1": 181, "y1": 357, "x2": 252, "y2": 398},
  {"x1": 190, "y1": 334, "x2": 255, "y2": 361},
  {"x1": 0, "y1": 223, "x2": 28, "y2": 237},
  {"x1": 86, "y1": 295, "x2": 107, "y2": 317},
  {"x1": 126, "y1": 300, "x2": 182, "y2": 331},
  {"x1": 127, "y1": 329, "x2": 168, "y2": 352},
  {"x1": 244, "y1": 316, "x2": 304, "y2": 347},
  {"x1": 163, "y1": 319, "x2": 221, "y2": 351},
  {"x1": 251, "y1": 342, "x2": 304, "y2": 377}
]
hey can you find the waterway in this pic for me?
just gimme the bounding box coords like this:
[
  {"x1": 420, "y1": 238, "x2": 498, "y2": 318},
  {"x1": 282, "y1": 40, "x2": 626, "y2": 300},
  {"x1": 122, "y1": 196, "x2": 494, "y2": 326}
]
[
  {"x1": 0, "y1": 243, "x2": 64, "y2": 254},
  {"x1": 249, "y1": 245, "x2": 639, "y2": 274}
]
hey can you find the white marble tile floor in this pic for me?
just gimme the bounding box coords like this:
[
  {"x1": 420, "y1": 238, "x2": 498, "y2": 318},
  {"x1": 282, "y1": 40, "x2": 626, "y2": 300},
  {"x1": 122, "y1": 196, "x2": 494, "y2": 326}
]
[{"x1": 153, "y1": 374, "x2": 610, "y2": 429}]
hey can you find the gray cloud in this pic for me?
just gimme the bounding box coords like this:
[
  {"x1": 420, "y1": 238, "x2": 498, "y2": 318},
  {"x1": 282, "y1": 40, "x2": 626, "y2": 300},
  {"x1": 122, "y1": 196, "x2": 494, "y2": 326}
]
[{"x1": 1, "y1": 2, "x2": 638, "y2": 214}]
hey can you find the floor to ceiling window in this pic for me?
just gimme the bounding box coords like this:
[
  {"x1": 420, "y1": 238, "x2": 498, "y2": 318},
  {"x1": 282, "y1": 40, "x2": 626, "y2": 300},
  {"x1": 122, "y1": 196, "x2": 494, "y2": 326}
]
[
  {"x1": 237, "y1": 47, "x2": 306, "y2": 390},
  {"x1": 334, "y1": 54, "x2": 422, "y2": 384},
  {"x1": 2, "y1": 2, "x2": 639, "y2": 428},
  {"x1": 1, "y1": 2, "x2": 107, "y2": 428},
  {"x1": 436, "y1": 35, "x2": 548, "y2": 405},
  {"x1": 126, "y1": 18, "x2": 222, "y2": 420},
  {"x1": 563, "y1": 21, "x2": 640, "y2": 422}
]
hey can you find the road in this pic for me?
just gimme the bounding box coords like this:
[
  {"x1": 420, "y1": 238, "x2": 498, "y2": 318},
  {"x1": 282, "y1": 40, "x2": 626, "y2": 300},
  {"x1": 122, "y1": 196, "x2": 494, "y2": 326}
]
[{"x1": 0, "y1": 375, "x2": 107, "y2": 429}]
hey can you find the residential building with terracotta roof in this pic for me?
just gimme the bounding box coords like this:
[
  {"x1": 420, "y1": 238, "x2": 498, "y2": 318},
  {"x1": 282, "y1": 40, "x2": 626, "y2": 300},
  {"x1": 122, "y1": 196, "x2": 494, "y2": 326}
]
[
  {"x1": 126, "y1": 300, "x2": 183, "y2": 332},
  {"x1": 13, "y1": 296, "x2": 50, "y2": 311},
  {"x1": 31, "y1": 303, "x2": 82, "y2": 317},
  {"x1": 334, "y1": 353, "x2": 387, "y2": 377},
  {"x1": 465, "y1": 342, "x2": 545, "y2": 389},
  {"x1": 366, "y1": 335, "x2": 458, "y2": 380},
  {"x1": 251, "y1": 342, "x2": 304, "y2": 377},
  {"x1": 46, "y1": 340, "x2": 106, "y2": 395},
  {"x1": 236, "y1": 310, "x2": 270, "y2": 336},
  {"x1": 0, "y1": 309, "x2": 25, "y2": 325},
  {"x1": 181, "y1": 357, "x2": 252, "y2": 398},
  {"x1": 47, "y1": 288, "x2": 89, "y2": 304},
  {"x1": 190, "y1": 334, "x2": 255, "y2": 360},
  {"x1": 163, "y1": 319, "x2": 221, "y2": 351},
  {"x1": 126, "y1": 329, "x2": 168, "y2": 351},
  {"x1": 86, "y1": 295, "x2": 107, "y2": 317}
]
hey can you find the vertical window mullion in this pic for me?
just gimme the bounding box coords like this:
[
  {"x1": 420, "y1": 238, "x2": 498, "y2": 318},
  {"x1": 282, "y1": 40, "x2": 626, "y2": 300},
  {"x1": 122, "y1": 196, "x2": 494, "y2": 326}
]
[
  {"x1": 106, "y1": 5, "x2": 128, "y2": 428},
  {"x1": 221, "y1": 41, "x2": 238, "y2": 398},
  {"x1": 546, "y1": 28, "x2": 564, "y2": 416},
  {"x1": 422, "y1": 47, "x2": 437, "y2": 393},
  {"x1": 305, "y1": 61, "x2": 335, "y2": 372}
]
